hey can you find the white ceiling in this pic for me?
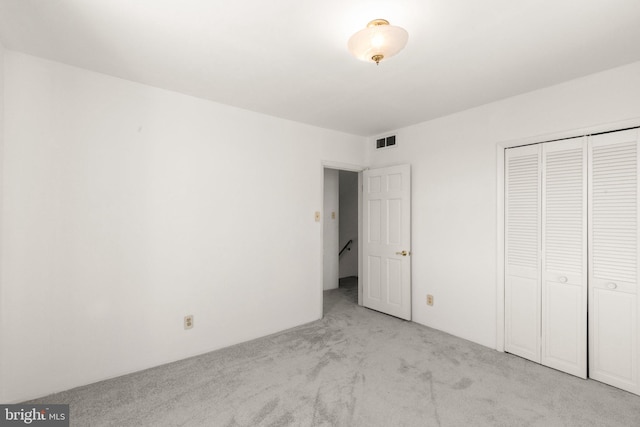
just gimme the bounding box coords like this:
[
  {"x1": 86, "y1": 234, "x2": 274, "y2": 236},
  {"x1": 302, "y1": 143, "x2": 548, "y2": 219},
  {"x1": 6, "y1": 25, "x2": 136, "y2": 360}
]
[{"x1": 1, "y1": 0, "x2": 640, "y2": 136}]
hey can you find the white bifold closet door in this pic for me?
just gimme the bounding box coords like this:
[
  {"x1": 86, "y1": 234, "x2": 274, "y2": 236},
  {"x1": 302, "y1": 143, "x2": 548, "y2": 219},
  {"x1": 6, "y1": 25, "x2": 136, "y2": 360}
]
[
  {"x1": 505, "y1": 138, "x2": 587, "y2": 378},
  {"x1": 541, "y1": 138, "x2": 587, "y2": 378},
  {"x1": 588, "y1": 128, "x2": 640, "y2": 395},
  {"x1": 505, "y1": 144, "x2": 542, "y2": 363}
]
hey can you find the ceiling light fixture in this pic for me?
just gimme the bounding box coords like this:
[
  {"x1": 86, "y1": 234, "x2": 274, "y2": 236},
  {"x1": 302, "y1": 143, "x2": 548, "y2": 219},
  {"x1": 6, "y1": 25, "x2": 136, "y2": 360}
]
[{"x1": 347, "y1": 19, "x2": 408, "y2": 65}]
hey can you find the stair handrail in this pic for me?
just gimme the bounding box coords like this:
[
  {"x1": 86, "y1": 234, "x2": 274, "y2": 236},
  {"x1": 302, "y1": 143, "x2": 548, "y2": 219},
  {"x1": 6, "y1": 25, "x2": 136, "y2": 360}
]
[{"x1": 339, "y1": 239, "x2": 353, "y2": 256}]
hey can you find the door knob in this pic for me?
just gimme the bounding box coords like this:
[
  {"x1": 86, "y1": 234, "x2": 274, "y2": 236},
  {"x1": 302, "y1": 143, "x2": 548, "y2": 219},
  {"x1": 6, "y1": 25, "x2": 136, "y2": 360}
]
[
  {"x1": 559, "y1": 276, "x2": 568, "y2": 283},
  {"x1": 606, "y1": 282, "x2": 617, "y2": 290},
  {"x1": 395, "y1": 250, "x2": 409, "y2": 256}
]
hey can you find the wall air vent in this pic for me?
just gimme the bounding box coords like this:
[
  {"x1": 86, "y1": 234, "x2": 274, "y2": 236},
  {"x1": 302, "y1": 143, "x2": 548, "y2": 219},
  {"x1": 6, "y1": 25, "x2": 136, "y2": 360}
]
[{"x1": 375, "y1": 135, "x2": 397, "y2": 149}]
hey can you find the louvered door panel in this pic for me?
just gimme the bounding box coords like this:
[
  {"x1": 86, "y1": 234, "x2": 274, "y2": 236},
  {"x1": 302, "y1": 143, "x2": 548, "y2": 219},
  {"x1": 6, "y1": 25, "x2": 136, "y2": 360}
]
[
  {"x1": 541, "y1": 138, "x2": 587, "y2": 378},
  {"x1": 589, "y1": 128, "x2": 640, "y2": 395},
  {"x1": 505, "y1": 144, "x2": 541, "y2": 363}
]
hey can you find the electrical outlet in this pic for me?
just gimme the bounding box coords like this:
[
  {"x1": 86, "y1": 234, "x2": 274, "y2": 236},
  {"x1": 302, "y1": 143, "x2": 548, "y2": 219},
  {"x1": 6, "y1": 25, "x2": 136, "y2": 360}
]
[
  {"x1": 184, "y1": 315, "x2": 194, "y2": 330},
  {"x1": 427, "y1": 295, "x2": 434, "y2": 306}
]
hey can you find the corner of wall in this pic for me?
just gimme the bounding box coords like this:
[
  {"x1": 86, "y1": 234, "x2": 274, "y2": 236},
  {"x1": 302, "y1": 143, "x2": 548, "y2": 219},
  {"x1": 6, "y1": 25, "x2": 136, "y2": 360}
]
[
  {"x1": 360, "y1": 135, "x2": 373, "y2": 167},
  {"x1": 0, "y1": 40, "x2": 6, "y2": 402}
]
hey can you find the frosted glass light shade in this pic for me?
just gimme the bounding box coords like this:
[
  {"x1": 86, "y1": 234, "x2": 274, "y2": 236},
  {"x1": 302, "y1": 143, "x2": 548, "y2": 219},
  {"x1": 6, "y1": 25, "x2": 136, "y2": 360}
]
[{"x1": 347, "y1": 19, "x2": 408, "y2": 64}]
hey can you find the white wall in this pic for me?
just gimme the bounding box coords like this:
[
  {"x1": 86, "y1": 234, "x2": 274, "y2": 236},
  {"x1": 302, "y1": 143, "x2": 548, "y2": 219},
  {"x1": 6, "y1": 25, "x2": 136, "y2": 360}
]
[
  {"x1": 323, "y1": 169, "x2": 339, "y2": 290},
  {"x1": 366, "y1": 60, "x2": 640, "y2": 349},
  {"x1": 0, "y1": 51, "x2": 365, "y2": 402},
  {"x1": 0, "y1": 42, "x2": 5, "y2": 401},
  {"x1": 338, "y1": 170, "x2": 358, "y2": 278}
]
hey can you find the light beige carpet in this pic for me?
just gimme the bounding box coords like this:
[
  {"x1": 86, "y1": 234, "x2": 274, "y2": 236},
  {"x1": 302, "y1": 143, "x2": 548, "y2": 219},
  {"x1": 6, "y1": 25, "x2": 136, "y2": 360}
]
[{"x1": 29, "y1": 277, "x2": 640, "y2": 426}]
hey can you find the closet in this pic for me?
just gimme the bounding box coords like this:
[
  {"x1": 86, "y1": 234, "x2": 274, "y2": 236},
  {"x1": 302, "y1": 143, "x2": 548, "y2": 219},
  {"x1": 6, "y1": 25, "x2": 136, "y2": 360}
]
[{"x1": 505, "y1": 127, "x2": 639, "y2": 395}]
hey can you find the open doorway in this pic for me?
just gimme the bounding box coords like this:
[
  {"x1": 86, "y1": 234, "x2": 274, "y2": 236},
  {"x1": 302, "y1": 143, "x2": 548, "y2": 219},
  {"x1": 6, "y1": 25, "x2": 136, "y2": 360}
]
[
  {"x1": 322, "y1": 167, "x2": 360, "y2": 315},
  {"x1": 322, "y1": 164, "x2": 412, "y2": 320}
]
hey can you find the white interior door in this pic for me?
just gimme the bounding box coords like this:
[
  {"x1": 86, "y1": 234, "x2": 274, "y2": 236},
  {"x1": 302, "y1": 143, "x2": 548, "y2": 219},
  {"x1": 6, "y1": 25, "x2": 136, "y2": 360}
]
[
  {"x1": 505, "y1": 144, "x2": 542, "y2": 363},
  {"x1": 541, "y1": 138, "x2": 587, "y2": 378},
  {"x1": 589, "y1": 128, "x2": 640, "y2": 394},
  {"x1": 362, "y1": 164, "x2": 411, "y2": 320}
]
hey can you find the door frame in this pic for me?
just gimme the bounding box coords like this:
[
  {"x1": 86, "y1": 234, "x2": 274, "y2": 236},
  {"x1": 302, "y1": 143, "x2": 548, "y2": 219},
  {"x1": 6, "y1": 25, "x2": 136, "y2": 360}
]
[
  {"x1": 321, "y1": 161, "x2": 366, "y2": 316},
  {"x1": 496, "y1": 117, "x2": 640, "y2": 352}
]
